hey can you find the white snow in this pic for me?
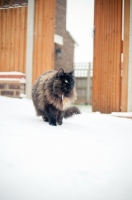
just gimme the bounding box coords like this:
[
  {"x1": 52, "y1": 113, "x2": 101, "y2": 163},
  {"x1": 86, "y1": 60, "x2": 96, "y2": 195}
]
[
  {"x1": 112, "y1": 112, "x2": 132, "y2": 118},
  {"x1": 0, "y1": 96, "x2": 132, "y2": 200},
  {"x1": 0, "y1": 78, "x2": 26, "y2": 83},
  {"x1": 20, "y1": 93, "x2": 26, "y2": 98},
  {"x1": 0, "y1": 72, "x2": 25, "y2": 76}
]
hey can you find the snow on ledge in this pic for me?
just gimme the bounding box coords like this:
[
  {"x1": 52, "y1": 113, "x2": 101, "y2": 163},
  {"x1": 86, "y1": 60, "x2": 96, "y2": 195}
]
[
  {"x1": 20, "y1": 93, "x2": 26, "y2": 98},
  {"x1": 111, "y1": 112, "x2": 132, "y2": 119},
  {"x1": 0, "y1": 78, "x2": 26, "y2": 83},
  {"x1": 0, "y1": 71, "x2": 26, "y2": 75}
]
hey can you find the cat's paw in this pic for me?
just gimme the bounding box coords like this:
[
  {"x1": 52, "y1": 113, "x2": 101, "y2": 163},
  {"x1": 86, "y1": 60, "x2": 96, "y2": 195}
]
[
  {"x1": 57, "y1": 121, "x2": 63, "y2": 125},
  {"x1": 49, "y1": 122, "x2": 57, "y2": 126},
  {"x1": 42, "y1": 116, "x2": 49, "y2": 122},
  {"x1": 49, "y1": 119, "x2": 56, "y2": 126}
]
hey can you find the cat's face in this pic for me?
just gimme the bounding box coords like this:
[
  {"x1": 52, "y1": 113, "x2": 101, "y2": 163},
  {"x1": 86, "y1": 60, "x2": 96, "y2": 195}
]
[{"x1": 53, "y1": 68, "x2": 75, "y2": 95}]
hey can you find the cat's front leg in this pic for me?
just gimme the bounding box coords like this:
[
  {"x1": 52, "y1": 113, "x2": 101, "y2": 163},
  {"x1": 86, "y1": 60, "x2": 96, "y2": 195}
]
[
  {"x1": 45, "y1": 105, "x2": 57, "y2": 126},
  {"x1": 49, "y1": 118, "x2": 57, "y2": 126},
  {"x1": 57, "y1": 111, "x2": 64, "y2": 125}
]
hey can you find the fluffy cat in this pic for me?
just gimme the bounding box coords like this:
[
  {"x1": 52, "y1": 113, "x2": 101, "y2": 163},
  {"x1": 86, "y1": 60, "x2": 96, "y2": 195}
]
[{"x1": 32, "y1": 68, "x2": 81, "y2": 126}]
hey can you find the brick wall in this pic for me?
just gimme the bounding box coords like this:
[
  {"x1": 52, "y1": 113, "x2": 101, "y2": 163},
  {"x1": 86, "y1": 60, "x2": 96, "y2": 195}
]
[
  {"x1": 54, "y1": 0, "x2": 75, "y2": 72},
  {"x1": 0, "y1": 72, "x2": 26, "y2": 98}
]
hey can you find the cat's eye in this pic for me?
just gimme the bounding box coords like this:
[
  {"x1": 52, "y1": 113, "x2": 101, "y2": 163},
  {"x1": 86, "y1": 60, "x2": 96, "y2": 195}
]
[{"x1": 65, "y1": 80, "x2": 68, "y2": 83}]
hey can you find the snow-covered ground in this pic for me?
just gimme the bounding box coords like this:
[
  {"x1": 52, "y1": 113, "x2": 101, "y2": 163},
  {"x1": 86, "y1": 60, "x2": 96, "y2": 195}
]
[{"x1": 0, "y1": 96, "x2": 132, "y2": 200}]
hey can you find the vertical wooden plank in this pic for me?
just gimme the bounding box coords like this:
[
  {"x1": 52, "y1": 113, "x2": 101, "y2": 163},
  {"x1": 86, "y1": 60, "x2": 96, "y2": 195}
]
[
  {"x1": 109, "y1": 0, "x2": 116, "y2": 113},
  {"x1": 50, "y1": 0, "x2": 56, "y2": 70},
  {"x1": 110, "y1": 0, "x2": 115, "y2": 112},
  {"x1": 104, "y1": 0, "x2": 108, "y2": 112},
  {"x1": 41, "y1": 0, "x2": 47, "y2": 74},
  {"x1": 19, "y1": 7, "x2": 24, "y2": 72},
  {"x1": 103, "y1": 0, "x2": 108, "y2": 113},
  {"x1": 0, "y1": 10, "x2": 1, "y2": 71},
  {"x1": 1, "y1": 10, "x2": 6, "y2": 71},
  {"x1": 14, "y1": 8, "x2": 20, "y2": 71},
  {"x1": 97, "y1": 0, "x2": 101, "y2": 112},
  {"x1": 46, "y1": 0, "x2": 55, "y2": 72},
  {"x1": 121, "y1": 0, "x2": 130, "y2": 111},
  {"x1": 99, "y1": 0, "x2": 103, "y2": 112},
  {"x1": 16, "y1": 8, "x2": 21, "y2": 72},
  {"x1": 92, "y1": 0, "x2": 98, "y2": 112},
  {"x1": 33, "y1": 0, "x2": 39, "y2": 83},
  {"x1": 45, "y1": 0, "x2": 52, "y2": 72},
  {"x1": 113, "y1": 0, "x2": 117, "y2": 111},
  {"x1": 96, "y1": 0, "x2": 101, "y2": 112},
  {"x1": 10, "y1": 8, "x2": 15, "y2": 71},
  {"x1": 33, "y1": 0, "x2": 56, "y2": 83},
  {"x1": 14, "y1": 8, "x2": 17, "y2": 71},
  {"x1": 19, "y1": 7, "x2": 27, "y2": 73},
  {"x1": 37, "y1": 0, "x2": 43, "y2": 78},
  {"x1": 100, "y1": 0, "x2": 104, "y2": 112},
  {"x1": 6, "y1": 9, "x2": 10, "y2": 71},
  {"x1": 92, "y1": 0, "x2": 100, "y2": 112},
  {"x1": 101, "y1": 0, "x2": 104, "y2": 112},
  {"x1": 116, "y1": 0, "x2": 122, "y2": 111},
  {"x1": 43, "y1": 0, "x2": 49, "y2": 72},
  {"x1": 23, "y1": 6, "x2": 27, "y2": 73},
  {"x1": 4, "y1": 10, "x2": 7, "y2": 71}
]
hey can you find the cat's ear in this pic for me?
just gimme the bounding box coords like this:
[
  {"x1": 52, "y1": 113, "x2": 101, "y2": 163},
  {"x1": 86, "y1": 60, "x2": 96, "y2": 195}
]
[
  {"x1": 69, "y1": 70, "x2": 74, "y2": 76},
  {"x1": 57, "y1": 68, "x2": 64, "y2": 77}
]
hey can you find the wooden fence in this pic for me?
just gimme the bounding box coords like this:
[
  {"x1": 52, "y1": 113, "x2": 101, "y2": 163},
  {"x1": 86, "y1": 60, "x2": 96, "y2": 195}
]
[
  {"x1": 93, "y1": 0, "x2": 122, "y2": 113},
  {"x1": 33, "y1": 0, "x2": 56, "y2": 83},
  {"x1": 74, "y1": 63, "x2": 92, "y2": 105},
  {"x1": 0, "y1": 6, "x2": 27, "y2": 73},
  {"x1": 0, "y1": 0, "x2": 56, "y2": 85}
]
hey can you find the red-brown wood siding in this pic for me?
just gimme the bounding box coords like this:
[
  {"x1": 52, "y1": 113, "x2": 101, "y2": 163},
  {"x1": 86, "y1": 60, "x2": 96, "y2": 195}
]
[
  {"x1": 93, "y1": 0, "x2": 122, "y2": 113},
  {"x1": 0, "y1": 7, "x2": 27, "y2": 73},
  {"x1": 33, "y1": 0, "x2": 56, "y2": 84},
  {"x1": 121, "y1": 0, "x2": 130, "y2": 111}
]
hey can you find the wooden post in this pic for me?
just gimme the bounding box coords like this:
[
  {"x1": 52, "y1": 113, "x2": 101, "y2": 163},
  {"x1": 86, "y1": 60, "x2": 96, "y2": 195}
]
[
  {"x1": 128, "y1": 0, "x2": 132, "y2": 111},
  {"x1": 121, "y1": 0, "x2": 130, "y2": 111},
  {"x1": 25, "y1": 0, "x2": 35, "y2": 99}
]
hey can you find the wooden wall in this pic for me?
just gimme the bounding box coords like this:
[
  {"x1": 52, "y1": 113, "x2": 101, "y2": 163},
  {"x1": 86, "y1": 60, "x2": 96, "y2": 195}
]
[
  {"x1": 93, "y1": 0, "x2": 122, "y2": 113},
  {"x1": 121, "y1": 0, "x2": 130, "y2": 111},
  {"x1": 0, "y1": 7, "x2": 27, "y2": 73},
  {"x1": 0, "y1": 0, "x2": 56, "y2": 84},
  {"x1": 33, "y1": 0, "x2": 56, "y2": 83}
]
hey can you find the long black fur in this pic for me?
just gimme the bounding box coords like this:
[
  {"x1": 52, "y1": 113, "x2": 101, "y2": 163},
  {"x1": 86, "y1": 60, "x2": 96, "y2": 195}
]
[
  {"x1": 32, "y1": 68, "x2": 81, "y2": 126},
  {"x1": 64, "y1": 106, "x2": 81, "y2": 118}
]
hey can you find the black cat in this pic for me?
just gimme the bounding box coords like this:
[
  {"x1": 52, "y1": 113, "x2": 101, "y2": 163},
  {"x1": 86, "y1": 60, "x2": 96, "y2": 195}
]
[{"x1": 32, "y1": 68, "x2": 81, "y2": 126}]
